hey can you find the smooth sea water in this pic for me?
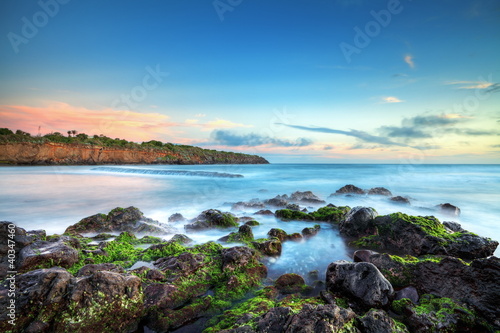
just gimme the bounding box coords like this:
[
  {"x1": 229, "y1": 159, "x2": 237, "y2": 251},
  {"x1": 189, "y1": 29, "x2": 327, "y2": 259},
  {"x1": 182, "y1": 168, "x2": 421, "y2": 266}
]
[{"x1": 1, "y1": 164, "x2": 499, "y2": 280}]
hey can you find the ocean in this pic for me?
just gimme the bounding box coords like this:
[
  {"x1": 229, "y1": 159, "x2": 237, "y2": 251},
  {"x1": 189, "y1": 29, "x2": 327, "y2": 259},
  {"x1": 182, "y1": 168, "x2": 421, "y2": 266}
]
[{"x1": 1, "y1": 164, "x2": 499, "y2": 280}]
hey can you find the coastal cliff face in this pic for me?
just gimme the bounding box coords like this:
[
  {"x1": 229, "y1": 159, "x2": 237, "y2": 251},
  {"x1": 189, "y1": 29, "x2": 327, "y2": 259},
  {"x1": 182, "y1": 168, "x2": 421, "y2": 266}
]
[{"x1": 0, "y1": 142, "x2": 269, "y2": 165}]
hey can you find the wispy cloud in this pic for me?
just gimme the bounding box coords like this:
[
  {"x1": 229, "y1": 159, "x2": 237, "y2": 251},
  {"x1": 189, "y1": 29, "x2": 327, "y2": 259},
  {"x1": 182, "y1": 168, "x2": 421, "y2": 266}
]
[
  {"x1": 445, "y1": 80, "x2": 496, "y2": 89},
  {"x1": 404, "y1": 54, "x2": 415, "y2": 69},
  {"x1": 279, "y1": 124, "x2": 414, "y2": 148},
  {"x1": 211, "y1": 130, "x2": 313, "y2": 147},
  {"x1": 382, "y1": 96, "x2": 404, "y2": 103}
]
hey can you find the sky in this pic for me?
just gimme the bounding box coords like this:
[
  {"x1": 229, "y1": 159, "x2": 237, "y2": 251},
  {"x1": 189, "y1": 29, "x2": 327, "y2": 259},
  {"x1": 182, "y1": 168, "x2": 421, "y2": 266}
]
[{"x1": 1, "y1": 0, "x2": 499, "y2": 163}]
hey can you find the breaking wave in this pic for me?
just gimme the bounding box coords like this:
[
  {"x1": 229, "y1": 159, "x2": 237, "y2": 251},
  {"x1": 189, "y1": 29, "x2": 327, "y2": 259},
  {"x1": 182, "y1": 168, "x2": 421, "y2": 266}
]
[{"x1": 91, "y1": 166, "x2": 244, "y2": 178}]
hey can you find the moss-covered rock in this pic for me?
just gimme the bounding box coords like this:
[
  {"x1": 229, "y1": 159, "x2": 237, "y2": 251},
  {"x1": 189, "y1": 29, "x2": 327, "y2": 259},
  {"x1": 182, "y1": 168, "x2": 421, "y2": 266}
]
[
  {"x1": 275, "y1": 205, "x2": 350, "y2": 223},
  {"x1": 351, "y1": 212, "x2": 498, "y2": 259},
  {"x1": 184, "y1": 209, "x2": 238, "y2": 230}
]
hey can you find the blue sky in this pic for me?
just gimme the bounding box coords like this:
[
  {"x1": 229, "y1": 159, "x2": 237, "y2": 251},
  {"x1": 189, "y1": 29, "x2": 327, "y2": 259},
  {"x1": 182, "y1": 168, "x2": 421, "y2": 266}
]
[{"x1": 1, "y1": 0, "x2": 499, "y2": 163}]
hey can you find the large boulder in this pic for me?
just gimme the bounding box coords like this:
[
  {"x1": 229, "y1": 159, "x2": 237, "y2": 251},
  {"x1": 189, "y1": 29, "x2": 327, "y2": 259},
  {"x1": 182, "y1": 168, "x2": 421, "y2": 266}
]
[
  {"x1": 326, "y1": 260, "x2": 393, "y2": 308},
  {"x1": 367, "y1": 187, "x2": 392, "y2": 196},
  {"x1": 353, "y1": 213, "x2": 498, "y2": 259},
  {"x1": 290, "y1": 191, "x2": 325, "y2": 204},
  {"x1": 184, "y1": 209, "x2": 238, "y2": 230},
  {"x1": 339, "y1": 206, "x2": 378, "y2": 237},
  {"x1": 251, "y1": 239, "x2": 282, "y2": 256},
  {"x1": 358, "y1": 309, "x2": 409, "y2": 333},
  {"x1": 274, "y1": 273, "x2": 306, "y2": 294},
  {"x1": 437, "y1": 203, "x2": 461, "y2": 217},
  {"x1": 65, "y1": 206, "x2": 174, "y2": 235},
  {"x1": 255, "y1": 304, "x2": 357, "y2": 333},
  {"x1": 0, "y1": 267, "x2": 72, "y2": 332},
  {"x1": 367, "y1": 254, "x2": 500, "y2": 327},
  {"x1": 17, "y1": 238, "x2": 79, "y2": 272},
  {"x1": 58, "y1": 270, "x2": 143, "y2": 332},
  {"x1": 264, "y1": 194, "x2": 289, "y2": 207},
  {"x1": 331, "y1": 184, "x2": 365, "y2": 195}
]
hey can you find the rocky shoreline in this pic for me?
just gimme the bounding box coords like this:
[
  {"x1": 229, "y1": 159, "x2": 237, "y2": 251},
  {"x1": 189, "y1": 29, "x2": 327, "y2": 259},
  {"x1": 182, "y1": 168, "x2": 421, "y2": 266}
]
[{"x1": 1, "y1": 186, "x2": 499, "y2": 332}]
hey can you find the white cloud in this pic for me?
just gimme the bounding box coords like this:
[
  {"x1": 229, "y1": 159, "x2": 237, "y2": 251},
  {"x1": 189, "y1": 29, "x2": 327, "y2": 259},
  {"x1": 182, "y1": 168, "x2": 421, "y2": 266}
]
[
  {"x1": 404, "y1": 54, "x2": 415, "y2": 69},
  {"x1": 446, "y1": 81, "x2": 495, "y2": 89},
  {"x1": 382, "y1": 96, "x2": 404, "y2": 103}
]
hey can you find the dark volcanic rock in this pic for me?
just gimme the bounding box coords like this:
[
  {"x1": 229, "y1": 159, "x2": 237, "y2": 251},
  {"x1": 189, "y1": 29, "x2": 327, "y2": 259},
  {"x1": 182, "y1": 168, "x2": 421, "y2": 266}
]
[
  {"x1": 255, "y1": 304, "x2": 356, "y2": 333},
  {"x1": 17, "y1": 238, "x2": 79, "y2": 272},
  {"x1": 390, "y1": 196, "x2": 410, "y2": 204},
  {"x1": 264, "y1": 194, "x2": 289, "y2": 207},
  {"x1": 154, "y1": 252, "x2": 205, "y2": 276},
  {"x1": 353, "y1": 249, "x2": 378, "y2": 263},
  {"x1": 65, "y1": 206, "x2": 174, "y2": 235},
  {"x1": 368, "y1": 254, "x2": 500, "y2": 327},
  {"x1": 219, "y1": 224, "x2": 254, "y2": 243},
  {"x1": 0, "y1": 267, "x2": 72, "y2": 331},
  {"x1": 339, "y1": 206, "x2": 378, "y2": 237},
  {"x1": 395, "y1": 286, "x2": 419, "y2": 304},
  {"x1": 232, "y1": 200, "x2": 266, "y2": 211},
  {"x1": 0, "y1": 222, "x2": 34, "y2": 279},
  {"x1": 274, "y1": 273, "x2": 306, "y2": 294},
  {"x1": 168, "y1": 213, "x2": 186, "y2": 222},
  {"x1": 367, "y1": 187, "x2": 392, "y2": 196},
  {"x1": 254, "y1": 209, "x2": 274, "y2": 216},
  {"x1": 290, "y1": 191, "x2": 326, "y2": 204},
  {"x1": 267, "y1": 228, "x2": 288, "y2": 242},
  {"x1": 355, "y1": 213, "x2": 498, "y2": 259},
  {"x1": 76, "y1": 263, "x2": 125, "y2": 277},
  {"x1": 184, "y1": 209, "x2": 238, "y2": 230},
  {"x1": 358, "y1": 309, "x2": 406, "y2": 333},
  {"x1": 442, "y1": 221, "x2": 464, "y2": 232},
  {"x1": 169, "y1": 234, "x2": 193, "y2": 244},
  {"x1": 302, "y1": 224, "x2": 320, "y2": 238},
  {"x1": 326, "y1": 260, "x2": 393, "y2": 308},
  {"x1": 252, "y1": 239, "x2": 282, "y2": 256},
  {"x1": 437, "y1": 203, "x2": 461, "y2": 217},
  {"x1": 332, "y1": 184, "x2": 366, "y2": 195}
]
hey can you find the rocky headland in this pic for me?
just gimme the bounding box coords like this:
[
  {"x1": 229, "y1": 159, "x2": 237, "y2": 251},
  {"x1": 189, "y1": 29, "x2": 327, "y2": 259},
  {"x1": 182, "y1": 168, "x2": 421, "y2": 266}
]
[{"x1": 1, "y1": 186, "x2": 499, "y2": 332}]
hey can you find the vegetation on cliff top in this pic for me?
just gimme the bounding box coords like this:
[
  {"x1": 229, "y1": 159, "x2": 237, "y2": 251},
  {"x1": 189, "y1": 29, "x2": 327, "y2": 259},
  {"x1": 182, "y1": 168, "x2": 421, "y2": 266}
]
[{"x1": 0, "y1": 127, "x2": 269, "y2": 164}]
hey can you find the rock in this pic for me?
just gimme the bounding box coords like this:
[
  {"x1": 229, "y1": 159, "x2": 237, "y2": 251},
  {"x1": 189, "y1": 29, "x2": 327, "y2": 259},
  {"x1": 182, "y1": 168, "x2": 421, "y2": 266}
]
[
  {"x1": 146, "y1": 268, "x2": 165, "y2": 281},
  {"x1": 144, "y1": 283, "x2": 185, "y2": 310},
  {"x1": 168, "y1": 213, "x2": 186, "y2": 222},
  {"x1": 0, "y1": 267, "x2": 72, "y2": 331},
  {"x1": 368, "y1": 254, "x2": 500, "y2": 327},
  {"x1": 367, "y1": 187, "x2": 392, "y2": 196},
  {"x1": 437, "y1": 203, "x2": 461, "y2": 217},
  {"x1": 285, "y1": 203, "x2": 301, "y2": 211},
  {"x1": 26, "y1": 229, "x2": 46, "y2": 241},
  {"x1": 353, "y1": 249, "x2": 378, "y2": 262},
  {"x1": 92, "y1": 233, "x2": 115, "y2": 241},
  {"x1": 61, "y1": 270, "x2": 143, "y2": 332},
  {"x1": 220, "y1": 225, "x2": 254, "y2": 243},
  {"x1": 390, "y1": 196, "x2": 410, "y2": 204},
  {"x1": 274, "y1": 273, "x2": 306, "y2": 294},
  {"x1": 395, "y1": 286, "x2": 419, "y2": 304},
  {"x1": 169, "y1": 234, "x2": 193, "y2": 244},
  {"x1": 245, "y1": 220, "x2": 260, "y2": 226},
  {"x1": 255, "y1": 304, "x2": 357, "y2": 333},
  {"x1": 326, "y1": 260, "x2": 393, "y2": 308},
  {"x1": 221, "y1": 246, "x2": 258, "y2": 272},
  {"x1": 302, "y1": 224, "x2": 320, "y2": 238},
  {"x1": 252, "y1": 239, "x2": 282, "y2": 256},
  {"x1": 287, "y1": 233, "x2": 303, "y2": 241},
  {"x1": 339, "y1": 206, "x2": 378, "y2": 237},
  {"x1": 254, "y1": 209, "x2": 274, "y2": 216},
  {"x1": 184, "y1": 209, "x2": 238, "y2": 230},
  {"x1": 76, "y1": 263, "x2": 125, "y2": 277},
  {"x1": 154, "y1": 252, "x2": 205, "y2": 277},
  {"x1": 17, "y1": 238, "x2": 79, "y2": 272},
  {"x1": 358, "y1": 309, "x2": 408, "y2": 333},
  {"x1": 65, "y1": 206, "x2": 174, "y2": 235},
  {"x1": 0, "y1": 222, "x2": 34, "y2": 279},
  {"x1": 290, "y1": 191, "x2": 326, "y2": 204},
  {"x1": 395, "y1": 294, "x2": 489, "y2": 333},
  {"x1": 232, "y1": 200, "x2": 266, "y2": 211},
  {"x1": 442, "y1": 221, "x2": 464, "y2": 232},
  {"x1": 353, "y1": 213, "x2": 498, "y2": 259},
  {"x1": 265, "y1": 194, "x2": 289, "y2": 207},
  {"x1": 267, "y1": 228, "x2": 288, "y2": 242},
  {"x1": 332, "y1": 184, "x2": 366, "y2": 195}
]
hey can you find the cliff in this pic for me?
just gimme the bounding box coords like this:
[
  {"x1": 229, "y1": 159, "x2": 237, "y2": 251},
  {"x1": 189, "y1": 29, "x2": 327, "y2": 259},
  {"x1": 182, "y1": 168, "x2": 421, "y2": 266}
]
[{"x1": 0, "y1": 142, "x2": 269, "y2": 165}]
